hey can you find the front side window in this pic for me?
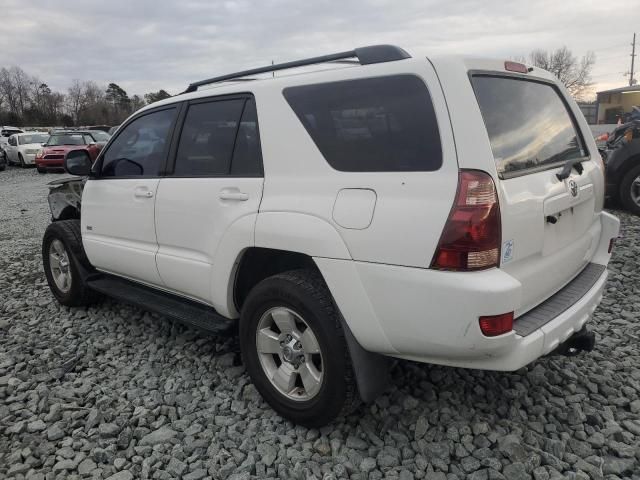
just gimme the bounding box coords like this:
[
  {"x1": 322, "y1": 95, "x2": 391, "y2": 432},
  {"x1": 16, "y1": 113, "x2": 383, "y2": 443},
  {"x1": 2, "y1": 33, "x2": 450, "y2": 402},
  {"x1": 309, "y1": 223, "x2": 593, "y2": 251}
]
[
  {"x1": 101, "y1": 108, "x2": 176, "y2": 177},
  {"x1": 283, "y1": 75, "x2": 442, "y2": 172},
  {"x1": 471, "y1": 76, "x2": 586, "y2": 178},
  {"x1": 174, "y1": 97, "x2": 262, "y2": 176}
]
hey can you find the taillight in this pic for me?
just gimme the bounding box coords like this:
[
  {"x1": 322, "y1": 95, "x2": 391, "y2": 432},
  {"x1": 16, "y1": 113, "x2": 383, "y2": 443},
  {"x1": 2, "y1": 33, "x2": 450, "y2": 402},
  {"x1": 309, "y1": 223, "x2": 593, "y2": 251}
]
[
  {"x1": 479, "y1": 312, "x2": 514, "y2": 337},
  {"x1": 431, "y1": 170, "x2": 501, "y2": 271}
]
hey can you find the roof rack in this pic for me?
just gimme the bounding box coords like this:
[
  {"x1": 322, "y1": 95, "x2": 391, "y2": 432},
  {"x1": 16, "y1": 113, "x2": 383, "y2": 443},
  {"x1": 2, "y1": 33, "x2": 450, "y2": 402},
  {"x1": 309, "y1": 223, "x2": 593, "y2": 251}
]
[{"x1": 182, "y1": 44, "x2": 411, "y2": 93}]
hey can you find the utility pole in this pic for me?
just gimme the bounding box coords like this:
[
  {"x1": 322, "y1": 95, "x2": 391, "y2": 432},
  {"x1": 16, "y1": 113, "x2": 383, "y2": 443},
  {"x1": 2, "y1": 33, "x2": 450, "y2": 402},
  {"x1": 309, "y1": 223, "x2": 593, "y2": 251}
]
[{"x1": 630, "y1": 33, "x2": 637, "y2": 87}]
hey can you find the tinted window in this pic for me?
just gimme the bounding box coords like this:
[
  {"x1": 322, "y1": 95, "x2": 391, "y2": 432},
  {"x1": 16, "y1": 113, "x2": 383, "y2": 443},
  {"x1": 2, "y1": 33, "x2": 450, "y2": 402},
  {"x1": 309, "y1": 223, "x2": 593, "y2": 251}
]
[
  {"x1": 173, "y1": 98, "x2": 262, "y2": 176},
  {"x1": 472, "y1": 76, "x2": 586, "y2": 178},
  {"x1": 101, "y1": 108, "x2": 176, "y2": 177},
  {"x1": 283, "y1": 75, "x2": 442, "y2": 172},
  {"x1": 174, "y1": 99, "x2": 244, "y2": 176},
  {"x1": 231, "y1": 99, "x2": 262, "y2": 176}
]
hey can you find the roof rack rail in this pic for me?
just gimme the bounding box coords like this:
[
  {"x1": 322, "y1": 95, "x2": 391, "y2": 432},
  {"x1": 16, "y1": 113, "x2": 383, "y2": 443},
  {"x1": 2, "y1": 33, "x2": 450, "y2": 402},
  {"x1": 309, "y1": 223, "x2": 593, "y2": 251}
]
[{"x1": 182, "y1": 44, "x2": 411, "y2": 93}]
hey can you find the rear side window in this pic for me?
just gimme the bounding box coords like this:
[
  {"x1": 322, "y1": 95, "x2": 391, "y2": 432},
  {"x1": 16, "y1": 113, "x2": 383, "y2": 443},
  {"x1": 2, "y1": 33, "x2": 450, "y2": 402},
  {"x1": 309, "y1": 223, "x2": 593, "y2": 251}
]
[
  {"x1": 283, "y1": 75, "x2": 442, "y2": 172},
  {"x1": 174, "y1": 97, "x2": 262, "y2": 176},
  {"x1": 471, "y1": 76, "x2": 587, "y2": 178}
]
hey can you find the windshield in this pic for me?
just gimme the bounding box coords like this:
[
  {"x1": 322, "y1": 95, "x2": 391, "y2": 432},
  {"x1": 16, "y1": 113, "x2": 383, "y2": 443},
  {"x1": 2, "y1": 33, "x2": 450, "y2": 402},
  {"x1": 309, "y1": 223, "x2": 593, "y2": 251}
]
[
  {"x1": 46, "y1": 134, "x2": 88, "y2": 146},
  {"x1": 19, "y1": 134, "x2": 49, "y2": 145},
  {"x1": 472, "y1": 76, "x2": 586, "y2": 178}
]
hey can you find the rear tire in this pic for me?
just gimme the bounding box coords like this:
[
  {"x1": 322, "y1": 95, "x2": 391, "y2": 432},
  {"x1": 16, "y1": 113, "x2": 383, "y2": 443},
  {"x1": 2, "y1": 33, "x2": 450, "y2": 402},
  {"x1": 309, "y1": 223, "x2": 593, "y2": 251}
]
[
  {"x1": 240, "y1": 269, "x2": 358, "y2": 427},
  {"x1": 619, "y1": 164, "x2": 640, "y2": 215},
  {"x1": 42, "y1": 220, "x2": 100, "y2": 306}
]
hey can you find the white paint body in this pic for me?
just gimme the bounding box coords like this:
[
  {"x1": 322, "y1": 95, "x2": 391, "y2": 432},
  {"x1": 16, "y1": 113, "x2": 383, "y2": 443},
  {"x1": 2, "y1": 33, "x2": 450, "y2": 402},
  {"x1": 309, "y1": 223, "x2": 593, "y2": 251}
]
[{"x1": 80, "y1": 52, "x2": 620, "y2": 371}]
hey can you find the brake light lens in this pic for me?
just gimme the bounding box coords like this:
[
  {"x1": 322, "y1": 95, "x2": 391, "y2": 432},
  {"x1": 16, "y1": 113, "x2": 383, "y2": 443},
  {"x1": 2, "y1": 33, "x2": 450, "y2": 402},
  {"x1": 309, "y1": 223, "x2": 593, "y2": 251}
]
[
  {"x1": 504, "y1": 61, "x2": 529, "y2": 74},
  {"x1": 431, "y1": 170, "x2": 501, "y2": 271},
  {"x1": 479, "y1": 312, "x2": 514, "y2": 337}
]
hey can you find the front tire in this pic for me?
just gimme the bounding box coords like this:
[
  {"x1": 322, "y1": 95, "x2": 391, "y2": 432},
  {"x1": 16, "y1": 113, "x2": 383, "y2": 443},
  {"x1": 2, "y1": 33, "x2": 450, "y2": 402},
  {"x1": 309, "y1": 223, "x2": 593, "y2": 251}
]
[
  {"x1": 42, "y1": 220, "x2": 99, "y2": 306},
  {"x1": 18, "y1": 154, "x2": 26, "y2": 168},
  {"x1": 37, "y1": 166, "x2": 46, "y2": 174},
  {"x1": 619, "y1": 164, "x2": 640, "y2": 215},
  {"x1": 240, "y1": 269, "x2": 358, "y2": 427}
]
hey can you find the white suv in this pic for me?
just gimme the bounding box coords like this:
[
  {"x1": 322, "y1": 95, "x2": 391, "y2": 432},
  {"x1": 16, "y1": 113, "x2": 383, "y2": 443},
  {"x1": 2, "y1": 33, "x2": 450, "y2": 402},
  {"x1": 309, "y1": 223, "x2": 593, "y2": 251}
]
[{"x1": 42, "y1": 45, "x2": 620, "y2": 426}]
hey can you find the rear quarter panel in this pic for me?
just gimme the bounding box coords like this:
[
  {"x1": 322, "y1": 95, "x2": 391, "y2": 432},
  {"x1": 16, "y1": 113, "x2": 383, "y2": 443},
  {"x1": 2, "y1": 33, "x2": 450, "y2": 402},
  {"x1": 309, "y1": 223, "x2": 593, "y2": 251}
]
[{"x1": 254, "y1": 58, "x2": 459, "y2": 268}]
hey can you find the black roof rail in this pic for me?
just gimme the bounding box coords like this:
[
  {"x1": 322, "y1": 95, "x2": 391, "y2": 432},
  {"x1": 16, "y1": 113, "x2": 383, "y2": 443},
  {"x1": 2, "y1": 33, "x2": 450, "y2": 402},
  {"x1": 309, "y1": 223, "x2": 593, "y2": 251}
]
[{"x1": 182, "y1": 44, "x2": 411, "y2": 93}]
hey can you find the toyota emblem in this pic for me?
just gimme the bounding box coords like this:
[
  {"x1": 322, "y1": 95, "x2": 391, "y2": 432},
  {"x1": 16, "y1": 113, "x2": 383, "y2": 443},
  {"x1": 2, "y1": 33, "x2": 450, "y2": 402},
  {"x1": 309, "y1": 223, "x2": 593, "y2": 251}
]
[{"x1": 569, "y1": 180, "x2": 578, "y2": 197}]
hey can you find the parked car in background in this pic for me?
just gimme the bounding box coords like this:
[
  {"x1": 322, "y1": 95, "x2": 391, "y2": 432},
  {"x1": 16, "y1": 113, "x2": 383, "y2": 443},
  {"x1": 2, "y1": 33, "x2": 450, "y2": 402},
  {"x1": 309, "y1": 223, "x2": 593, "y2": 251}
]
[
  {"x1": 108, "y1": 125, "x2": 120, "y2": 136},
  {"x1": 5, "y1": 132, "x2": 49, "y2": 167},
  {"x1": 601, "y1": 119, "x2": 640, "y2": 214},
  {"x1": 0, "y1": 126, "x2": 24, "y2": 155},
  {"x1": 35, "y1": 131, "x2": 102, "y2": 173},
  {"x1": 85, "y1": 125, "x2": 112, "y2": 133},
  {"x1": 86, "y1": 129, "x2": 111, "y2": 145}
]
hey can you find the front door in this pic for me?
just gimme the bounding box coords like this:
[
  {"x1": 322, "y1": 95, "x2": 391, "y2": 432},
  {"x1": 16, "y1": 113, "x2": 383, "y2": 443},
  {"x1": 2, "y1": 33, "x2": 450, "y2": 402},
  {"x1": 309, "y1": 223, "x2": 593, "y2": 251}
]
[
  {"x1": 81, "y1": 106, "x2": 179, "y2": 286},
  {"x1": 155, "y1": 96, "x2": 264, "y2": 303}
]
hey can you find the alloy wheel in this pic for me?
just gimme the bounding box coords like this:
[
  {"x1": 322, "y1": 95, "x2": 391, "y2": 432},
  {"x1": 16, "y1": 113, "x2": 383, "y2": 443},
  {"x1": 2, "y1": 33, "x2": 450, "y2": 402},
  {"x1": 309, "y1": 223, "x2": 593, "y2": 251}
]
[{"x1": 255, "y1": 306, "x2": 324, "y2": 401}]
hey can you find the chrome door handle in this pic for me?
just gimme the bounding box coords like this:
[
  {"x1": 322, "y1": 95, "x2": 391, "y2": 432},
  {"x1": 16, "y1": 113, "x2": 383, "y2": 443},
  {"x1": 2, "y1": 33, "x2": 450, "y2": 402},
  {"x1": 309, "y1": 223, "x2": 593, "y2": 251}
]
[{"x1": 219, "y1": 192, "x2": 249, "y2": 201}]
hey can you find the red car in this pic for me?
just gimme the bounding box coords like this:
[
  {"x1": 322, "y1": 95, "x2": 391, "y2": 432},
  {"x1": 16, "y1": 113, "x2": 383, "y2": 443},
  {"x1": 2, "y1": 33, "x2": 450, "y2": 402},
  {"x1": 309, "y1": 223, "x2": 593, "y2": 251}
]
[{"x1": 35, "y1": 131, "x2": 106, "y2": 173}]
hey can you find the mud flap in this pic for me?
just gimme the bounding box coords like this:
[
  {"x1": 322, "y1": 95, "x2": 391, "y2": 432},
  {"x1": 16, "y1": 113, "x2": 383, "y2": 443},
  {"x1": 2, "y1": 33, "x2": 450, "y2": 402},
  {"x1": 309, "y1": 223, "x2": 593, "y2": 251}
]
[{"x1": 338, "y1": 315, "x2": 390, "y2": 402}]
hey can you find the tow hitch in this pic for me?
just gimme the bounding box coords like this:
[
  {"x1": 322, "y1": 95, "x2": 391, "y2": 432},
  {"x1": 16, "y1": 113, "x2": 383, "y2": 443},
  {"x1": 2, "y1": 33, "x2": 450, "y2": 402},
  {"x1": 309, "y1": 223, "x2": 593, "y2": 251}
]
[{"x1": 552, "y1": 327, "x2": 596, "y2": 356}]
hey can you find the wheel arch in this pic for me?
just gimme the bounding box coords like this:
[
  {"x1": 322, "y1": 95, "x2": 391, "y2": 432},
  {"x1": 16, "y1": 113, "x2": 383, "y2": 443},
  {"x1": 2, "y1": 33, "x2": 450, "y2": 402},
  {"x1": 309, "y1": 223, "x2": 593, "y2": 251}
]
[{"x1": 233, "y1": 247, "x2": 389, "y2": 403}]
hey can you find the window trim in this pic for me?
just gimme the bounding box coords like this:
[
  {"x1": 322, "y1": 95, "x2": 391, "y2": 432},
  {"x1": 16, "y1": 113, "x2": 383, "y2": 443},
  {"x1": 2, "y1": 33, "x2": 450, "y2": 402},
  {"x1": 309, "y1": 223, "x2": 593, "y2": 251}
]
[
  {"x1": 468, "y1": 71, "x2": 591, "y2": 180},
  {"x1": 91, "y1": 104, "x2": 183, "y2": 180},
  {"x1": 164, "y1": 92, "x2": 264, "y2": 179}
]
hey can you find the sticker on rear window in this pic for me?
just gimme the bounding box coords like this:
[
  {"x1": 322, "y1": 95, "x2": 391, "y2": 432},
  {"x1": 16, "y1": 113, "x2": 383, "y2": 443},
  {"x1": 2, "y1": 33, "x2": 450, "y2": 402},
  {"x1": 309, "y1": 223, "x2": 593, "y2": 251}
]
[{"x1": 502, "y1": 240, "x2": 514, "y2": 264}]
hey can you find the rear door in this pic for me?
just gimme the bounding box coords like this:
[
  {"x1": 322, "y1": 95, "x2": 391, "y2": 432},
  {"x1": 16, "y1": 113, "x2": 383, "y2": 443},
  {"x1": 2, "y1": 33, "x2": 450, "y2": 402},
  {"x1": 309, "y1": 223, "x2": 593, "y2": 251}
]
[
  {"x1": 470, "y1": 74, "x2": 603, "y2": 314},
  {"x1": 154, "y1": 96, "x2": 264, "y2": 303},
  {"x1": 81, "y1": 106, "x2": 178, "y2": 286}
]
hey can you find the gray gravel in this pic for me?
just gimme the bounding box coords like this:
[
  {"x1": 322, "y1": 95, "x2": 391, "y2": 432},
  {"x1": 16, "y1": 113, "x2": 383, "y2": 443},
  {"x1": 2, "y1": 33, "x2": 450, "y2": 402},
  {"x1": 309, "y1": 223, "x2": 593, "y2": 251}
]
[{"x1": 1, "y1": 166, "x2": 639, "y2": 480}]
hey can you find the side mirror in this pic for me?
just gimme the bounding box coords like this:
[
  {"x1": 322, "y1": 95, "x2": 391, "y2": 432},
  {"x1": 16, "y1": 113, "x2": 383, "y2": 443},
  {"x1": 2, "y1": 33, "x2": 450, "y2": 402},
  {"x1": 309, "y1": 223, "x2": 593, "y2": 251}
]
[{"x1": 64, "y1": 150, "x2": 93, "y2": 176}]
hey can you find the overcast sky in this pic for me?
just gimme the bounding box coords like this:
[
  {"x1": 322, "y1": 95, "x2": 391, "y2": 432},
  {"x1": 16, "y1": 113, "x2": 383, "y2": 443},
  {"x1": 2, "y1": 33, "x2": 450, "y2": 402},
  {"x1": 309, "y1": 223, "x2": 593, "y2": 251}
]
[{"x1": 1, "y1": 0, "x2": 637, "y2": 99}]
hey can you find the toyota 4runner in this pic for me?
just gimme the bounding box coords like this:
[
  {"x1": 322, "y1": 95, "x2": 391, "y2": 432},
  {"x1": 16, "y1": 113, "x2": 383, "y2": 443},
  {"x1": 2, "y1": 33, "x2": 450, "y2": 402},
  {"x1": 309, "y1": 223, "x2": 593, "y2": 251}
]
[{"x1": 42, "y1": 45, "x2": 620, "y2": 426}]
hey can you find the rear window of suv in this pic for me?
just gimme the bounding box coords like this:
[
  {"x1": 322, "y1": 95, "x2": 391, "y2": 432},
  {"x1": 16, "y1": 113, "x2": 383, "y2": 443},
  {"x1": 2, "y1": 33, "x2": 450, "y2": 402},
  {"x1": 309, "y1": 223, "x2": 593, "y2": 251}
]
[
  {"x1": 471, "y1": 75, "x2": 587, "y2": 178},
  {"x1": 283, "y1": 75, "x2": 442, "y2": 172}
]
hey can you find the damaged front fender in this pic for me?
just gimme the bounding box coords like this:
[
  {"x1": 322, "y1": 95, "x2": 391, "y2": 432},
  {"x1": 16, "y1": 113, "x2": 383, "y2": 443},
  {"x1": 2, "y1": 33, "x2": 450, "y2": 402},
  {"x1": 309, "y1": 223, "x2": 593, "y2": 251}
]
[{"x1": 47, "y1": 177, "x2": 85, "y2": 221}]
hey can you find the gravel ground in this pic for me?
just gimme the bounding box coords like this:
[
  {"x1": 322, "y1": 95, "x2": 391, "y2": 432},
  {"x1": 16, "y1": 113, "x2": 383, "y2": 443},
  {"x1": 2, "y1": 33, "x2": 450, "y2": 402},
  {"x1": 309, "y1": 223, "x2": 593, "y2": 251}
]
[{"x1": 1, "y1": 166, "x2": 639, "y2": 480}]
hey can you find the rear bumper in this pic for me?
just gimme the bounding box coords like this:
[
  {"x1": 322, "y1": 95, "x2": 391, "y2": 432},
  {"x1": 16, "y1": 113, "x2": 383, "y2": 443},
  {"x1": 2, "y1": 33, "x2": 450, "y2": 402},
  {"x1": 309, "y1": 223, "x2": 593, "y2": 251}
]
[{"x1": 316, "y1": 211, "x2": 620, "y2": 371}]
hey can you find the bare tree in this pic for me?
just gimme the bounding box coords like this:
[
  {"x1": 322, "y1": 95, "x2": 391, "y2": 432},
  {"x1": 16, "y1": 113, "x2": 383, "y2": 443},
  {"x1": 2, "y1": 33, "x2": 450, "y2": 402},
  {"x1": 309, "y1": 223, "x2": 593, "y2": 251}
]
[
  {"x1": 66, "y1": 79, "x2": 88, "y2": 125},
  {"x1": 526, "y1": 47, "x2": 595, "y2": 100}
]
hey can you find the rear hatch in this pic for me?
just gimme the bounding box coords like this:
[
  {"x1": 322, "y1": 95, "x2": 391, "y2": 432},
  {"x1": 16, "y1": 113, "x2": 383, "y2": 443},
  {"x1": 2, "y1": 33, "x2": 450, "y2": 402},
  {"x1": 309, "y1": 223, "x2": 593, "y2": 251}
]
[{"x1": 470, "y1": 73, "x2": 603, "y2": 315}]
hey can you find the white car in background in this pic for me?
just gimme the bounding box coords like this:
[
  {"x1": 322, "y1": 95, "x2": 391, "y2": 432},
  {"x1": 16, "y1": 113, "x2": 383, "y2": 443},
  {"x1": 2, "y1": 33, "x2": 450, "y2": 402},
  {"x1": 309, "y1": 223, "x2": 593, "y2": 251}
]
[
  {"x1": 5, "y1": 132, "x2": 50, "y2": 167},
  {"x1": 0, "y1": 126, "x2": 24, "y2": 156}
]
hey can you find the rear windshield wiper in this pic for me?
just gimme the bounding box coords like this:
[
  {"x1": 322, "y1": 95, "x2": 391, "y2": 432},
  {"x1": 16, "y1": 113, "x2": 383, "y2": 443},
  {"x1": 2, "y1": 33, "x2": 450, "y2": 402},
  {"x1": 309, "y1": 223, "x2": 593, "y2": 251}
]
[{"x1": 556, "y1": 159, "x2": 584, "y2": 181}]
